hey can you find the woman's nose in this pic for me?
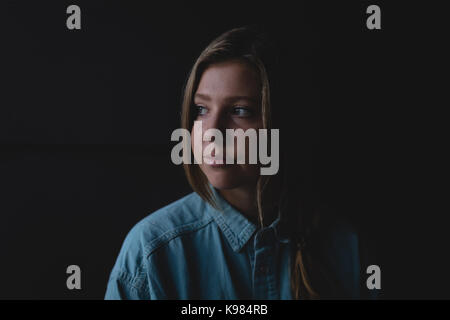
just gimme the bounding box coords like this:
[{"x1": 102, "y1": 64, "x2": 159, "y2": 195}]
[{"x1": 203, "y1": 110, "x2": 226, "y2": 133}]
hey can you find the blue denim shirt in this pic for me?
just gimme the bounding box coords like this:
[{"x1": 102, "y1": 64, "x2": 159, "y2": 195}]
[{"x1": 105, "y1": 188, "x2": 364, "y2": 299}]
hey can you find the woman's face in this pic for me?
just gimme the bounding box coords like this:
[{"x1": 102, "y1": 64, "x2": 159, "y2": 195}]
[{"x1": 192, "y1": 59, "x2": 263, "y2": 190}]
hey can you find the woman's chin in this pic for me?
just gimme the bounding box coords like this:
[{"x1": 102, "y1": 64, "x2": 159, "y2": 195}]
[
  {"x1": 204, "y1": 169, "x2": 242, "y2": 190},
  {"x1": 201, "y1": 163, "x2": 260, "y2": 191}
]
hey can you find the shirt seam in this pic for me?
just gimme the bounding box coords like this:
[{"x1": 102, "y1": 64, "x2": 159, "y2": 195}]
[
  {"x1": 108, "y1": 269, "x2": 148, "y2": 295},
  {"x1": 143, "y1": 215, "x2": 215, "y2": 259}
]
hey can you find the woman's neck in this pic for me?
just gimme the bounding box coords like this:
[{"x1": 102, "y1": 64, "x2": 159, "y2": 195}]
[{"x1": 218, "y1": 185, "x2": 260, "y2": 226}]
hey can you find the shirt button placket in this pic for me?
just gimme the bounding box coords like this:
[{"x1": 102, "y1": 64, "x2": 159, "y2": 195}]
[{"x1": 253, "y1": 227, "x2": 278, "y2": 299}]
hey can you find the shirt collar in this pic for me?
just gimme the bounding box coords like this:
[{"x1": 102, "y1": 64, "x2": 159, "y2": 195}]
[{"x1": 205, "y1": 187, "x2": 291, "y2": 252}]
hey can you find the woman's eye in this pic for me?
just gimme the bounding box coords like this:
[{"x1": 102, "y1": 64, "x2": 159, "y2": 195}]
[
  {"x1": 195, "y1": 105, "x2": 207, "y2": 116},
  {"x1": 232, "y1": 106, "x2": 252, "y2": 117}
]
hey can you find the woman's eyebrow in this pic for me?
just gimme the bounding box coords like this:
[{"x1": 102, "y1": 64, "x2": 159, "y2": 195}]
[
  {"x1": 194, "y1": 93, "x2": 211, "y2": 101},
  {"x1": 195, "y1": 93, "x2": 258, "y2": 103},
  {"x1": 224, "y1": 95, "x2": 258, "y2": 103}
]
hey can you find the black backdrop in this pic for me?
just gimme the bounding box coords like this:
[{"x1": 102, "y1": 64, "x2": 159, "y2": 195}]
[{"x1": 0, "y1": 1, "x2": 448, "y2": 299}]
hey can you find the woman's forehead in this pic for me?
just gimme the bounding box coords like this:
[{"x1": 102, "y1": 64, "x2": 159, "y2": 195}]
[{"x1": 196, "y1": 60, "x2": 261, "y2": 100}]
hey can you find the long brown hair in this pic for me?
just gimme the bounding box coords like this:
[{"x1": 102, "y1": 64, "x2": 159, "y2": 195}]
[{"x1": 180, "y1": 25, "x2": 324, "y2": 299}]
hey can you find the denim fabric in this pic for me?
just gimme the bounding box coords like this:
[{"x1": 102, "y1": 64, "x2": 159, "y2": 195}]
[{"x1": 105, "y1": 188, "x2": 364, "y2": 299}]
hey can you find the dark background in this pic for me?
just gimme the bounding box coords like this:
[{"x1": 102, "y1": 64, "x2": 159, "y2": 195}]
[{"x1": 0, "y1": 1, "x2": 447, "y2": 299}]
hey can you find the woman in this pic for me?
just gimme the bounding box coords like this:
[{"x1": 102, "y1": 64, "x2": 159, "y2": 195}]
[{"x1": 105, "y1": 25, "x2": 371, "y2": 299}]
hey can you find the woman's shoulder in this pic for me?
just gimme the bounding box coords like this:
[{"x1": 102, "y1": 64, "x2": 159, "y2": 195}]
[
  {"x1": 311, "y1": 207, "x2": 360, "y2": 268},
  {"x1": 110, "y1": 192, "x2": 215, "y2": 273},
  {"x1": 311, "y1": 206, "x2": 378, "y2": 298},
  {"x1": 136, "y1": 192, "x2": 212, "y2": 234},
  {"x1": 314, "y1": 208, "x2": 358, "y2": 246},
  {"x1": 105, "y1": 192, "x2": 217, "y2": 299}
]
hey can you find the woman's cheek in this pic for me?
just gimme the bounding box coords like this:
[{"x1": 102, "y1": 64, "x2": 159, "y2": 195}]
[{"x1": 191, "y1": 127, "x2": 203, "y2": 164}]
